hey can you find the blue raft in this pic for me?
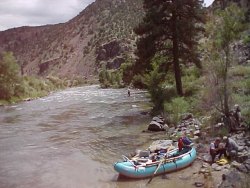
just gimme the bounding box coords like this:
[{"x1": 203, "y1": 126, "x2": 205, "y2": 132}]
[{"x1": 114, "y1": 147, "x2": 196, "y2": 179}]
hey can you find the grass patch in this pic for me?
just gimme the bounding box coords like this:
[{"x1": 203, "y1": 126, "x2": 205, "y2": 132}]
[{"x1": 229, "y1": 65, "x2": 250, "y2": 77}]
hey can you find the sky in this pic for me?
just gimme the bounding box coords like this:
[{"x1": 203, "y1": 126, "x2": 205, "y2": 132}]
[{"x1": 0, "y1": 0, "x2": 215, "y2": 31}]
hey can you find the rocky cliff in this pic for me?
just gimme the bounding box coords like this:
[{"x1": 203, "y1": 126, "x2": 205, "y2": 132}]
[{"x1": 0, "y1": 0, "x2": 143, "y2": 80}]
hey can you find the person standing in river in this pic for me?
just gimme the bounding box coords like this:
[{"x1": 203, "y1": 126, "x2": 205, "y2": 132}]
[{"x1": 127, "y1": 87, "x2": 131, "y2": 97}]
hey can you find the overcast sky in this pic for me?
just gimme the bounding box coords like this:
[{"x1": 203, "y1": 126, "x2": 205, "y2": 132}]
[{"x1": 0, "y1": 0, "x2": 214, "y2": 31}]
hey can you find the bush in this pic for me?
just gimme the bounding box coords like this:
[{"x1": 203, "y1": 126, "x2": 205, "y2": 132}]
[
  {"x1": 243, "y1": 34, "x2": 250, "y2": 44},
  {"x1": 164, "y1": 97, "x2": 190, "y2": 125},
  {"x1": 0, "y1": 52, "x2": 21, "y2": 100},
  {"x1": 182, "y1": 66, "x2": 202, "y2": 96},
  {"x1": 132, "y1": 74, "x2": 146, "y2": 88},
  {"x1": 229, "y1": 65, "x2": 250, "y2": 77}
]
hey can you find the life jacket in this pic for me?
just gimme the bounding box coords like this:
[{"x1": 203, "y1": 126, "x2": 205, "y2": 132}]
[{"x1": 178, "y1": 138, "x2": 183, "y2": 151}]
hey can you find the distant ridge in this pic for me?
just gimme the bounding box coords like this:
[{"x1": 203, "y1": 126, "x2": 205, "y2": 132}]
[{"x1": 0, "y1": 0, "x2": 144, "y2": 80}]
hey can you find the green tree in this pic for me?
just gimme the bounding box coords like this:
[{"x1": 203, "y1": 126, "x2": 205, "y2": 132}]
[
  {"x1": 143, "y1": 55, "x2": 166, "y2": 112},
  {"x1": 120, "y1": 56, "x2": 134, "y2": 85},
  {"x1": 202, "y1": 4, "x2": 245, "y2": 116},
  {"x1": 0, "y1": 52, "x2": 21, "y2": 100},
  {"x1": 134, "y1": 0, "x2": 204, "y2": 96}
]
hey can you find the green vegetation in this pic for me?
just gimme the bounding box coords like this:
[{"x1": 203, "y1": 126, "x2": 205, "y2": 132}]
[
  {"x1": 198, "y1": 3, "x2": 250, "y2": 130},
  {"x1": 1, "y1": 1, "x2": 249, "y2": 129},
  {"x1": 133, "y1": 0, "x2": 204, "y2": 96},
  {"x1": 164, "y1": 97, "x2": 190, "y2": 125},
  {"x1": 0, "y1": 52, "x2": 86, "y2": 105},
  {"x1": 74, "y1": 0, "x2": 250, "y2": 128},
  {"x1": 98, "y1": 64, "x2": 123, "y2": 88},
  {"x1": 127, "y1": 2, "x2": 250, "y2": 126},
  {"x1": 203, "y1": 4, "x2": 245, "y2": 117},
  {"x1": 85, "y1": 0, "x2": 144, "y2": 54},
  {"x1": 0, "y1": 52, "x2": 21, "y2": 100},
  {"x1": 123, "y1": 0, "x2": 205, "y2": 122}
]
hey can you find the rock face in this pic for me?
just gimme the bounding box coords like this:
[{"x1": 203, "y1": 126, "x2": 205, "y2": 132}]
[
  {"x1": 96, "y1": 40, "x2": 128, "y2": 69},
  {"x1": 96, "y1": 40, "x2": 122, "y2": 61},
  {"x1": 233, "y1": 40, "x2": 250, "y2": 65},
  {"x1": 0, "y1": 0, "x2": 144, "y2": 79}
]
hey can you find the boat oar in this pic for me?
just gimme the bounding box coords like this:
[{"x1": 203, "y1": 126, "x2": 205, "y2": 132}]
[
  {"x1": 147, "y1": 144, "x2": 173, "y2": 184},
  {"x1": 147, "y1": 160, "x2": 163, "y2": 184}
]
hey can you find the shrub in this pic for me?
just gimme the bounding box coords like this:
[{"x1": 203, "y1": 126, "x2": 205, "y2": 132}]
[
  {"x1": 164, "y1": 97, "x2": 190, "y2": 125},
  {"x1": 0, "y1": 52, "x2": 21, "y2": 100},
  {"x1": 229, "y1": 65, "x2": 250, "y2": 77},
  {"x1": 132, "y1": 74, "x2": 146, "y2": 89}
]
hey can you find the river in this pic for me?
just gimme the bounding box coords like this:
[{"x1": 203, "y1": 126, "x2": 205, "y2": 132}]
[{"x1": 0, "y1": 85, "x2": 198, "y2": 188}]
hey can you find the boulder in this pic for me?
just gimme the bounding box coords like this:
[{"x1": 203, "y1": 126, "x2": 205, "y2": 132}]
[
  {"x1": 244, "y1": 163, "x2": 250, "y2": 171},
  {"x1": 148, "y1": 121, "x2": 164, "y2": 131},
  {"x1": 212, "y1": 163, "x2": 223, "y2": 171},
  {"x1": 152, "y1": 116, "x2": 164, "y2": 124},
  {"x1": 147, "y1": 116, "x2": 167, "y2": 131},
  {"x1": 236, "y1": 151, "x2": 249, "y2": 163},
  {"x1": 181, "y1": 113, "x2": 193, "y2": 121},
  {"x1": 236, "y1": 164, "x2": 248, "y2": 173},
  {"x1": 218, "y1": 169, "x2": 242, "y2": 188},
  {"x1": 202, "y1": 153, "x2": 212, "y2": 163},
  {"x1": 194, "y1": 130, "x2": 201, "y2": 136},
  {"x1": 162, "y1": 124, "x2": 169, "y2": 131},
  {"x1": 245, "y1": 140, "x2": 250, "y2": 147},
  {"x1": 194, "y1": 182, "x2": 204, "y2": 187}
]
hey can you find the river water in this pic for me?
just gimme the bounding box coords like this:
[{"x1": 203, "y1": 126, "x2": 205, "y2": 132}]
[{"x1": 0, "y1": 85, "x2": 198, "y2": 188}]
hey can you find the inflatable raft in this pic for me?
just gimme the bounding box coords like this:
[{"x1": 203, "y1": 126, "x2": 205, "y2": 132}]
[{"x1": 114, "y1": 147, "x2": 196, "y2": 179}]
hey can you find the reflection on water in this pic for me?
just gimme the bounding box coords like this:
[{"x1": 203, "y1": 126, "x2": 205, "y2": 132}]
[{"x1": 0, "y1": 85, "x2": 196, "y2": 188}]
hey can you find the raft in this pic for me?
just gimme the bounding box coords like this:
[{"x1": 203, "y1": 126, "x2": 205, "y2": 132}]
[{"x1": 114, "y1": 147, "x2": 196, "y2": 179}]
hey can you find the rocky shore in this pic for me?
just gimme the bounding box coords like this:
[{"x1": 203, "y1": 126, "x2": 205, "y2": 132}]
[{"x1": 146, "y1": 114, "x2": 250, "y2": 187}]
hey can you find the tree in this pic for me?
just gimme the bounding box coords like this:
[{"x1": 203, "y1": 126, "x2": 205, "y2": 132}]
[
  {"x1": 134, "y1": 0, "x2": 204, "y2": 96},
  {"x1": 143, "y1": 55, "x2": 167, "y2": 112},
  {"x1": 120, "y1": 56, "x2": 134, "y2": 85},
  {"x1": 202, "y1": 4, "x2": 245, "y2": 116},
  {"x1": 0, "y1": 52, "x2": 21, "y2": 100}
]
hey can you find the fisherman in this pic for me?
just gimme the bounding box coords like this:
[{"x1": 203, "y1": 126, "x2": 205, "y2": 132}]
[
  {"x1": 127, "y1": 87, "x2": 131, "y2": 97},
  {"x1": 209, "y1": 137, "x2": 227, "y2": 164}
]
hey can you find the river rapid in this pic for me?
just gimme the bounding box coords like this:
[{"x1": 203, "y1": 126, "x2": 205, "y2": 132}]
[{"x1": 0, "y1": 85, "x2": 197, "y2": 188}]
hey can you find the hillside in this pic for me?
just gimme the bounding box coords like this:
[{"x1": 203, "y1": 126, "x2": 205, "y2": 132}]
[{"x1": 0, "y1": 0, "x2": 144, "y2": 80}]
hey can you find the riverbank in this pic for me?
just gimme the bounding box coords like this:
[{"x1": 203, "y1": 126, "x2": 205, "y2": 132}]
[
  {"x1": 0, "y1": 77, "x2": 99, "y2": 106},
  {"x1": 142, "y1": 114, "x2": 250, "y2": 187},
  {"x1": 195, "y1": 130, "x2": 250, "y2": 188}
]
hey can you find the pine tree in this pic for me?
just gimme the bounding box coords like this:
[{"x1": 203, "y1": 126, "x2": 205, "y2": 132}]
[{"x1": 134, "y1": 0, "x2": 204, "y2": 96}]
